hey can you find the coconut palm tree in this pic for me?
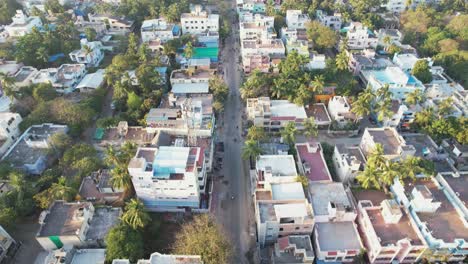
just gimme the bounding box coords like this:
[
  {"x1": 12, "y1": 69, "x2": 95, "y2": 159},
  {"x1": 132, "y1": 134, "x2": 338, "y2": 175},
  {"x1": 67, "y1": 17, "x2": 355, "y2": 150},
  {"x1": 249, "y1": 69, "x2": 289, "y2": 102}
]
[
  {"x1": 310, "y1": 75, "x2": 325, "y2": 94},
  {"x1": 437, "y1": 98, "x2": 454, "y2": 117},
  {"x1": 281, "y1": 122, "x2": 298, "y2": 146},
  {"x1": 48, "y1": 176, "x2": 74, "y2": 201},
  {"x1": 367, "y1": 144, "x2": 386, "y2": 169},
  {"x1": 414, "y1": 107, "x2": 435, "y2": 127},
  {"x1": 335, "y1": 51, "x2": 349, "y2": 71},
  {"x1": 406, "y1": 89, "x2": 424, "y2": 106},
  {"x1": 121, "y1": 198, "x2": 151, "y2": 230},
  {"x1": 83, "y1": 45, "x2": 94, "y2": 62},
  {"x1": 380, "y1": 161, "x2": 400, "y2": 187},
  {"x1": 105, "y1": 146, "x2": 121, "y2": 167},
  {"x1": 0, "y1": 73, "x2": 17, "y2": 99},
  {"x1": 351, "y1": 97, "x2": 372, "y2": 118},
  {"x1": 271, "y1": 78, "x2": 286, "y2": 99},
  {"x1": 184, "y1": 41, "x2": 194, "y2": 59},
  {"x1": 383, "y1": 36, "x2": 392, "y2": 50},
  {"x1": 303, "y1": 117, "x2": 318, "y2": 138},
  {"x1": 110, "y1": 166, "x2": 133, "y2": 193},
  {"x1": 375, "y1": 100, "x2": 394, "y2": 122},
  {"x1": 356, "y1": 165, "x2": 381, "y2": 189},
  {"x1": 242, "y1": 139, "x2": 263, "y2": 161}
]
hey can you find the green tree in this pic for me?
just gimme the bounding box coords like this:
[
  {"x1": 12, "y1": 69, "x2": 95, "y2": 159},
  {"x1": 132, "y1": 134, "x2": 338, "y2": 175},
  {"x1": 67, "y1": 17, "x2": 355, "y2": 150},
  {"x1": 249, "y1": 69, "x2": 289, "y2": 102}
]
[
  {"x1": 296, "y1": 175, "x2": 309, "y2": 189},
  {"x1": 0, "y1": 0, "x2": 22, "y2": 25},
  {"x1": 0, "y1": 73, "x2": 17, "y2": 99},
  {"x1": 356, "y1": 165, "x2": 381, "y2": 189},
  {"x1": 0, "y1": 208, "x2": 17, "y2": 228},
  {"x1": 306, "y1": 21, "x2": 338, "y2": 50},
  {"x1": 281, "y1": 122, "x2": 298, "y2": 146},
  {"x1": 121, "y1": 198, "x2": 150, "y2": 230},
  {"x1": 127, "y1": 92, "x2": 143, "y2": 110},
  {"x1": 184, "y1": 41, "x2": 194, "y2": 59},
  {"x1": 242, "y1": 140, "x2": 263, "y2": 161},
  {"x1": 48, "y1": 132, "x2": 72, "y2": 157},
  {"x1": 45, "y1": 0, "x2": 64, "y2": 13},
  {"x1": 84, "y1": 28, "x2": 97, "y2": 41},
  {"x1": 303, "y1": 117, "x2": 318, "y2": 138},
  {"x1": 310, "y1": 75, "x2": 325, "y2": 94},
  {"x1": 174, "y1": 214, "x2": 232, "y2": 264},
  {"x1": 109, "y1": 166, "x2": 133, "y2": 194},
  {"x1": 437, "y1": 98, "x2": 454, "y2": 117},
  {"x1": 34, "y1": 176, "x2": 74, "y2": 208},
  {"x1": 411, "y1": 60, "x2": 432, "y2": 84},
  {"x1": 351, "y1": 87, "x2": 375, "y2": 118},
  {"x1": 405, "y1": 89, "x2": 424, "y2": 105},
  {"x1": 247, "y1": 126, "x2": 268, "y2": 141},
  {"x1": 240, "y1": 69, "x2": 270, "y2": 99},
  {"x1": 105, "y1": 223, "x2": 145, "y2": 263},
  {"x1": 32, "y1": 83, "x2": 57, "y2": 102},
  {"x1": 335, "y1": 51, "x2": 349, "y2": 71}
]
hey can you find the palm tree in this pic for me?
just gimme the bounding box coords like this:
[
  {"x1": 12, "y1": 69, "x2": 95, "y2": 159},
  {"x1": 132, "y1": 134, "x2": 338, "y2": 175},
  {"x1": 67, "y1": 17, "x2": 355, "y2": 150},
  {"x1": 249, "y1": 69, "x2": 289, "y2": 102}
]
[
  {"x1": 406, "y1": 89, "x2": 424, "y2": 106},
  {"x1": 110, "y1": 166, "x2": 133, "y2": 193},
  {"x1": 414, "y1": 107, "x2": 435, "y2": 127},
  {"x1": 121, "y1": 198, "x2": 151, "y2": 230},
  {"x1": 356, "y1": 165, "x2": 381, "y2": 189},
  {"x1": 310, "y1": 75, "x2": 325, "y2": 94},
  {"x1": 83, "y1": 45, "x2": 94, "y2": 62},
  {"x1": 367, "y1": 144, "x2": 386, "y2": 169},
  {"x1": 335, "y1": 51, "x2": 349, "y2": 71},
  {"x1": 184, "y1": 41, "x2": 194, "y2": 59},
  {"x1": 383, "y1": 36, "x2": 392, "y2": 50},
  {"x1": 303, "y1": 117, "x2": 318, "y2": 138},
  {"x1": 271, "y1": 78, "x2": 286, "y2": 99},
  {"x1": 375, "y1": 100, "x2": 394, "y2": 122},
  {"x1": 242, "y1": 140, "x2": 263, "y2": 161},
  {"x1": 281, "y1": 122, "x2": 298, "y2": 146},
  {"x1": 0, "y1": 73, "x2": 16, "y2": 100},
  {"x1": 400, "y1": 156, "x2": 431, "y2": 180},
  {"x1": 380, "y1": 161, "x2": 400, "y2": 187},
  {"x1": 105, "y1": 146, "x2": 121, "y2": 167},
  {"x1": 48, "y1": 176, "x2": 74, "y2": 201},
  {"x1": 437, "y1": 98, "x2": 454, "y2": 117}
]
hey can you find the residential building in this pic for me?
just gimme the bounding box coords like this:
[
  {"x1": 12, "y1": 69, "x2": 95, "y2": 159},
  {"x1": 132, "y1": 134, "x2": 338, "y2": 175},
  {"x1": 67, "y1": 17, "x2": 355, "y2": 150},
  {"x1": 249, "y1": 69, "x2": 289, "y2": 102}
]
[
  {"x1": 348, "y1": 50, "x2": 392, "y2": 75},
  {"x1": 285, "y1": 10, "x2": 310, "y2": 30},
  {"x1": 76, "y1": 69, "x2": 105, "y2": 92},
  {"x1": 357, "y1": 197, "x2": 427, "y2": 263},
  {"x1": 285, "y1": 38, "x2": 309, "y2": 57},
  {"x1": 425, "y1": 97, "x2": 464, "y2": 118},
  {"x1": 113, "y1": 252, "x2": 203, "y2": 264},
  {"x1": 74, "y1": 15, "x2": 108, "y2": 37},
  {"x1": 295, "y1": 142, "x2": 333, "y2": 183},
  {"x1": 327, "y1": 96, "x2": 360, "y2": 127},
  {"x1": 271, "y1": 235, "x2": 315, "y2": 264},
  {"x1": 313, "y1": 221, "x2": 363, "y2": 262},
  {"x1": 391, "y1": 176, "x2": 468, "y2": 262},
  {"x1": 36, "y1": 201, "x2": 121, "y2": 250},
  {"x1": 88, "y1": 13, "x2": 134, "y2": 35},
  {"x1": 12, "y1": 66, "x2": 38, "y2": 88},
  {"x1": 69, "y1": 39, "x2": 104, "y2": 68},
  {"x1": 31, "y1": 64, "x2": 87, "y2": 93},
  {"x1": 260, "y1": 143, "x2": 290, "y2": 155},
  {"x1": 376, "y1": 29, "x2": 403, "y2": 47},
  {"x1": 307, "y1": 103, "x2": 332, "y2": 128},
  {"x1": 255, "y1": 155, "x2": 298, "y2": 189},
  {"x1": 4, "y1": 10, "x2": 42, "y2": 37},
  {"x1": 306, "y1": 53, "x2": 326, "y2": 70},
  {"x1": 359, "y1": 127, "x2": 415, "y2": 160},
  {"x1": 78, "y1": 170, "x2": 124, "y2": 204},
  {"x1": 239, "y1": 13, "x2": 275, "y2": 40},
  {"x1": 128, "y1": 145, "x2": 207, "y2": 211},
  {"x1": 345, "y1": 22, "x2": 378, "y2": 50},
  {"x1": 242, "y1": 54, "x2": 271, "y2": 73},
  {"x1": 241, "y1": 39, "x2": 285, "y2": 71},
  {"x1": 0, "y1": 225, "x2": 17, "y2": 263},
  {"x1": 0, "y1": 112, "x2": 22, "y2": 156},
  {"x1": 94, "y1": 122, "x2": 158, "y2": 149},
  {"x1": 441, "y1": 138, "x2": 468, "y2": 173},
  {"x1": 316, "y1": 10, "x2": 342, "y2": 31},
  {"x1": 181, "y1": 5, "x2": 219, "y2": 35},
  {"x1": 309, "y1": 182, "x2": 357, "y2": 223},
  {"x1": 42, "y1": 247, "x2": 106, "y2": 264},
  {"x1": 378, "y1": 100, "x2": 410, "y2": 127},
  {"x1": 2, "y1": 123, "x2": 68, "y2": 174},
  {"x1": 280, "y1": 27, "x2": 308, "y2": 43},
  {"x1": 392, "y1": 53, "x2": 432, "y2": 73},
  {"x1": 182, "y1": 59, "x2": 211, "y2": 71},
  {"x1": 169, "y1": 69, "x2": 214, "y2": 95},
  {"x1": 246, "y1": 97, "x2": 307, "y2": 131},
  {"x1": 382, "y1": 0, "x2": 406, "y2": 12},
  {"x1": 361, "y1": 66, "x2": 425, "y2": 100},
  {"x1": 0, "y1": 60, "x2": 23, "y2": 76},
  {"x1": 141, "y1": 18, "x2": 181, "y2": 43},
  {"x1": 146, "y1": 94, "x2": 214, "y2": 137},
  {"x1": 333, "y1": 144, "x2": 366, "y2": 184}
]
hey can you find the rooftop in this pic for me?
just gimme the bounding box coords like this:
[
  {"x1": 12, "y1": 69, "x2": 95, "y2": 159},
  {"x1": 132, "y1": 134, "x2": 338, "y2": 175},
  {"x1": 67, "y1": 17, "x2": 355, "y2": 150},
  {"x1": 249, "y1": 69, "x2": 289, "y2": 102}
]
[
  {"x1": 363, "y1": 127, "x2": 404, "y2": 156},
  {"x1": 271, "y1": 182, "x2": 305, "y2": 200},
  {"x1": 402, "y1": 134, "x2": 441, "y2": 158},
  {"x1": 270, "y1": 100, "x2": 307, "y2": 119},
  {"x1": 38, "y1": 201, "x2": 92, "y2": 237},
  {"x1": 258, "y1": 201, "x2": 309, "y2": 223},
  {"x1": 336, "y1": 144, "x2": 367, "y2": 167},
  {"x1": 274, "y1": 235, "x2": 314, "y2": 263},
  {"x1": 171, "y1": 82, "x2": 210, "y2": 94},
  {"x1": 85, "y1": 207, "x2": 121, "y2": 240},
  {"x1": 315, "y1": 222, "x2": 362, "y2": 251},
  {"x1": 307, "y1": 104, "x2": 331, "y2": 123},
  {"x1": 100, "y1": 125, "x2": 156, "y2": 145},
  {"x1": 71, "y1": 249, "x2": 106, "y2": 264},
  {"x1": 439, "y1": 174, "x2": 468, "y2": 210},
  {"x1": 404, "y1": 179, "x2": 468, "y2": 242},
  {"x1": 76, "y1": 69, "x2": 105, "y2": 90},
  {"x1": 78, "y1": 170, "x2": 124, "y2": 202},
  {"x1": 296, "y1": 142, "x2": 332, "y2": 182},
  {"x1": 0, "y1": 60, "x2": 22, "y2": 75},
  {"x1": 256, "y1": 155, "x2": 298, "y2": 177},
  {"x1": 170, "y1": 69, "x2": 213, "y2": 80},
  {"x1": 309, "y1": 182, "x2": 354, "y2": 216}
]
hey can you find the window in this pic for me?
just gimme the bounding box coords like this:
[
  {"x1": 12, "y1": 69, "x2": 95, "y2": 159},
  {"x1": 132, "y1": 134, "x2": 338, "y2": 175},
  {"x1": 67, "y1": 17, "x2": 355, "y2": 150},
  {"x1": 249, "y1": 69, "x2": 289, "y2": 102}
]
[
  {"x1": 295, "y1": 227, "x2": 300, "y2": 230},
  {"x1": 279, "y1": 228, "x2": 283, "y2": 231}
]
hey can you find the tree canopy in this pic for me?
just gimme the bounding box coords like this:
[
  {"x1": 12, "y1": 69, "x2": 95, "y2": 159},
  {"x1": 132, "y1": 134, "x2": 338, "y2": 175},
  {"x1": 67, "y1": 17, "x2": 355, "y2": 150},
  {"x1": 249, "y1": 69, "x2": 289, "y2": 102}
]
[
  {"x1": 306, "y1": 21, "x2": 338, "y2": 51},
  {"x1": 105, "y1": 223, "x2": 145, "y2": 262}
]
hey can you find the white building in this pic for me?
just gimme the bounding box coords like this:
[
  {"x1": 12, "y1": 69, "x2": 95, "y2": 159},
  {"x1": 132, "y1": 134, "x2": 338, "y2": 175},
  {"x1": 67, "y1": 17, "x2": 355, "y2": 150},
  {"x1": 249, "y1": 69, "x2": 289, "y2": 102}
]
[
  {"x1": 333, "y1": 144, "x2": 366, "y2": 184},
  {"x1": 4, "y1": 10, "x2": 42, "y2": 37},
  {"x1": 285, "y1": 10, "x2": 310, "y2": 30},
  {"x1": 239, "y1": 13, "x2": 275, "y2": 40},
  {"x1": 382, "y1": 0, "x2": 406, "y2": 12},
  {"x1": 255, "y1": 155, "x2": 298, "y2": 189},
  {"x1": 246, "y1": 97, "x2": 307, "y2": 131},
  {"x1": 309, "y1": 182, "x2": 357, "y2": 223},
  {"x1": 376, "y1": 29, "x2": 403, "y2": 47},
  {"x1": 346, "y1": 22, "x2": 378, "y2": 50},
  {"x1": 31, "y1": 64, "x2": 87, "y2": 93},
  {"x1": 169, "y1": 69, "x2": 213, "y2": 95},
  {"x1": 0, "y1": 225, "x2": 17, "y2": 263},
  {"x1": 141, "y1": 18, "x2": 181, "y2": 43},
  {"x1": 272, "y1": 235, "x2": 315, "y2": 263},
  {"x1": 0, "y1": 112, "x2": 22, "y2": 156},
  {"x1": 316, "y1": 10, "x2": 342, "y2": 31},
  {"x1": 69, "y1": 39, "x2": 104, "y2": 67},
  {"x1": 359, "y1": 127, "x2": 415, "y2": 161},
  {"x1": 392, "y1": 53, "x2": 432, "y2": 73},
  {"x1": 327, "y1": 96, "x2": 360, "y2": 127},
  {"x1": 181, "y1": 5, "x2": 219, "y2": 35},
  {"x1": 76, "y1": 69, "x2": 105, "y2": 92},
  {"x1": 128, "y1": 146, "x2": 207, "y2": 211},
  {"x1": 113, "y1": 252, "x2": 203, "y2": 264},
  {"x1": 88, "y1": 14, "x2": 134, "y2": 35}
]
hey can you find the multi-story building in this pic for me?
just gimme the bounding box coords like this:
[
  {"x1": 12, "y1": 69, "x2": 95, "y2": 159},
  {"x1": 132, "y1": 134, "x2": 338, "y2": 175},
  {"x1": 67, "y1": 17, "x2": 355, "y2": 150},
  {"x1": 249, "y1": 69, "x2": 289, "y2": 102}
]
[
  {"x1": 359, "y1": 127, "x2": 415, "y2": 161},
  {"x1": 88, "y1": 13, "x2": 134, "y2": 35},
  {"x1": 69, "y1": 39, "x2": 104, "y2": 68},
  {"x1": 128, "y1": 145, "x2": 207, "y2": 211},
  {"x1": 357, "y1": 197, "x2": 428, "y2": 263},
  {"x1": 392, "y1": 53, "x2": 432, "y2": 73},
  {"x1": 76, "y1": 69, "x2": 105, "y2": 92},
  {"x1": 141, "y1": 18, "x2": 181, "y2": 43},
  {"x1": 4, "y1": 10, "x2": 42, "y2": 37},
  {"x1": 0, "y1": 112, "x2": 22, "y2": 156},
  {"x1": 441, "y1": 138, "x2": 468, "y2": 174},
  {"x1": 391, "y1": 175, "x2": 468, "y2": 262},
  {"x1": 181, "y1": 5, "x2": 219, "y2": 35},
  {"x1": 327, "y1": 96, "x2": 360, "y2": 127},
  {"x1": 113, "y1": 252, "x2": 203, "y2": 264},
  {"x1": 376, "y1": 29, "x2": 403, "y2": 47},
  {"x1": 242, "y1": 54, "x2": 271, "y2": 73},
  {"x1": 333, "y1": 144, "x2": 366, "y2": 184},
  {"x1": 236, "y1": 0, "x2": 267, "y2": 14},
  {"x1": 78, "y1": 169, "x2": 124, "y2": 204},
  {"x1": 309, "y1": 182, "x2": 357, "y2": 222},
  {"x1": 255, "y1": 155, "x2": 298, "y2": 189},
  {"x1": 313, "y1": 221, "x2": 363, "y2": 262},
  {"x1": 169, "y1": 69, "x2": 214, "y2": 96},
  {"x1": 31, "y1": 64, "x2": 87, "y2": 93},
  {"x1": 296, "y1": 142, "x2": 333, "y2": 183},
  {"x1": 346, "y1": 22, "x2": 378, "y2": 50},
  {"x1": 241, "y1": 39, "x2": 285, "y2": 71},
  {"x1": 1, "y1": 123, "x2": 68, "y2": 174},
  {"x1": 246, "y1": 97, "x2": 307, "y2": 131},
  {"x1": 382, "y1": 0, "x2": 406, "y2": 12},
  {"x1": 0, "y1": 225, "x2": 17, "y2": 263},
  {"x1": 316, "y1": 10, "x2": 342, "y2": 31},
  {"x1": 361, "y1": 66, "x2": 425, "y2": 100},
  {"x1": 36, "y1": 201, "x2": 121, "y2": 250},
  {"x1": 285, "y1": 10, "x2": 310, "y2": 30},
  {"x1": 146, "y1": 94, "x2": 215, "y2": 137},
  {"x1": 348, "y1": 49, "x2": 392, "y2": 76},
  {"x1": 239, "y1": 13, "x2": 275, "y2": 40},
  {"x1": 271, "y1": 235, "x2": 315, "y2": 264},
  {"x1": 74, "y1": 15, "x2": 108, "y2": 37}
]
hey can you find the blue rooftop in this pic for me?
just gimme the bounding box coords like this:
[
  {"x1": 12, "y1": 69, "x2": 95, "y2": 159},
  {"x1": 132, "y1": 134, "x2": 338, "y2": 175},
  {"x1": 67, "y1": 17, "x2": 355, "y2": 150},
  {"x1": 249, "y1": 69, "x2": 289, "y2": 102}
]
[{"x1": 152, "y1": 147, "x2": 189, "y2": 179}]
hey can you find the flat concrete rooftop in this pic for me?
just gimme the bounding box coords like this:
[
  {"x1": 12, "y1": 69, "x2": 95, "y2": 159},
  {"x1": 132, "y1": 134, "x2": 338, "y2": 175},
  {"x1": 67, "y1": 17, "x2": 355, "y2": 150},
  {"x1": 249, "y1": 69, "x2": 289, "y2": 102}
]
[
  {"x1": 39, "y1": 201, "x2": 91, "y2": 237},
  {"x1": 315, "y1": 222, "x2": 361, "y2": 251},
  {"x1": 309, "y1": 182, "x2": 353, "y2": 216}
]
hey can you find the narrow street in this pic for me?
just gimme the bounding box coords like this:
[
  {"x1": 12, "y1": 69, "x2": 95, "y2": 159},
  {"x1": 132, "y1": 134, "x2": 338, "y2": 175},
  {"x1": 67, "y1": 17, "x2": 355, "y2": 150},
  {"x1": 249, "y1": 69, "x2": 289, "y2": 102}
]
[{"x1": 215, "y1": 2, "x2": 254, "y2": 263}]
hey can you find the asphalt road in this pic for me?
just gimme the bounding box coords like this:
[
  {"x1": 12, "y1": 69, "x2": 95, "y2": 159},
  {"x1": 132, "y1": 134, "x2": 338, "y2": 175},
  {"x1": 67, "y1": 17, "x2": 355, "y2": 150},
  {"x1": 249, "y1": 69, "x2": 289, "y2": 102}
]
[{"x1": 215, "y1": 3, "x2": 254, "y2": 264}]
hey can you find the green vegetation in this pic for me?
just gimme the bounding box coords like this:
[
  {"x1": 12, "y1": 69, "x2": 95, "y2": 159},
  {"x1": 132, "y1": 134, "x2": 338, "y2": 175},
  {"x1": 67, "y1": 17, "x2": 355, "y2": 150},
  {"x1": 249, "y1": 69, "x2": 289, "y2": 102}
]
[
  {"x1": 121, "y1": 199, "x2": 151, "y2": 230},
  {"x1": 208, "y1": 76, "x2": 229, "y2": 113},
  {"x1": 105, "y1": 142, "x2": 137, "y2": 196},
  {"x1": 411, "y1": 60, "x2": 432, "y2": 83},
  {"x1": 0, "y1": 170, "x2": 35, "y2": 227},
  {"x1": 105, "y1": 223, "x2": 145, "y2": 262},
  {"x1": 306, "y1": 21, "x2": 338, "y2": 51},
  {"x1": 242, "y1": 140, "x2": 264, "y2": 161},
  {"x1": 0, "y1": 0, "x2": 22, "y2": 25},
  {"x1": 173, "y1": 214, "x2": 232, "y2": 264},
  {"x1": 413, "y1": 109, "x2": 467, "y2": 144}
]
